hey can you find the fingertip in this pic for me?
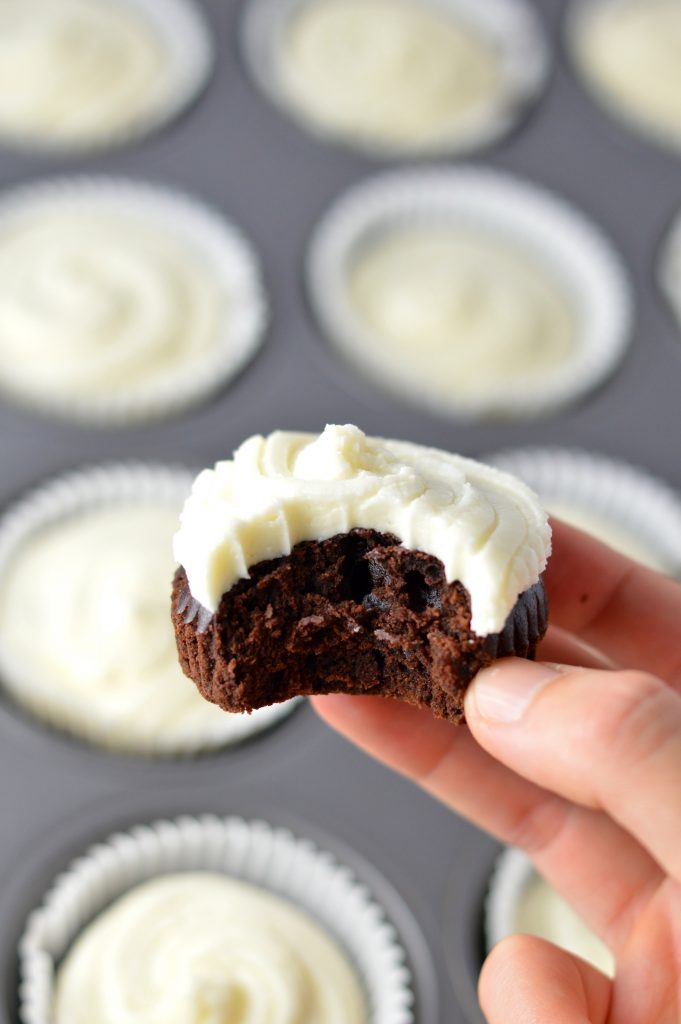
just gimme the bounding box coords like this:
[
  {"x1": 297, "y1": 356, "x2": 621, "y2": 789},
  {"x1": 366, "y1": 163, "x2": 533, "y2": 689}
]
[
  {"x1": 465, "y1": 659, "x2": 565, "y2": 726},
  {"x1": 480, "y1": 934, "x2": 611, "y2": 1024}
]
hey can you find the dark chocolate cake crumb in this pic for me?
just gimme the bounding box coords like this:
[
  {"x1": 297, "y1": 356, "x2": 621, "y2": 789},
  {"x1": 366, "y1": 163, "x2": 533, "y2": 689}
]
[{"x1": 172, "y1": 529, "x2": 547, "y2": 722}]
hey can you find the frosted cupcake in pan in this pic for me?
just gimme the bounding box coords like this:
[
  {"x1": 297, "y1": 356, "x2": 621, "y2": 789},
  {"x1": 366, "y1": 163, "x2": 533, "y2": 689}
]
[
  {"x1": 307, "y1": 169, "x2": 631, "y2": 420},
  {"x1": 20, "y1": 816, "x2": 413, "y2": 1024},
  {"x1": 242, "y1": 0, "x2": 549, "y2": 157},
  {"x1": 568, "y1": 0, "x2": 681, "y2": 153},
  {"x1": 0, "y1": 0, "x2": 212, "y2": 153},
  {"x1": 0, "y1": 179, "x2": 266, "y2": 425},
  {"x1": 0, "y1": 465, "x2": 297, "y2": 756}
]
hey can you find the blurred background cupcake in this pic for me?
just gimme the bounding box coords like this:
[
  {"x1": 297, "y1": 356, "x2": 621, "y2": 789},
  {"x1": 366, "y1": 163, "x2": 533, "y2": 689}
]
[
  {"x1": 0, "y1": 465, "x2": 298, "y2": 756},
  {"x1": 0, "y1": 179, "x2": 266, "y2": 425},
  {"x1": 487, "y1": 448, "x2": 681, "y2": 573},
  {"x1": 0, "y1": 0, "x2": 213, "y2": 153},
  {"x1": 568, "y1": 0, "x2": 681, "y2": 153},
  {"x1": 242, "y1": 0, "x2": 549, "y2": 157},
  {"x1": 307, "y1": 168, "x2": 631, "y2": 420}
]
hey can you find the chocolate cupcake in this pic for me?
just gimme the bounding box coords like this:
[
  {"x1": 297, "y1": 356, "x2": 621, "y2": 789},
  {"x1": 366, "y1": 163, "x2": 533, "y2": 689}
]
[{"x1": 172, "y1": 426, "x2": 551, "y2": 721}]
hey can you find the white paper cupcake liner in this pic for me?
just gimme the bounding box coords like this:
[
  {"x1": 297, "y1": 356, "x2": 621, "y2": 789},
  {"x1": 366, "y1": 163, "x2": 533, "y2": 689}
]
[
  {"x1": 484, "y1": 846, "x2": 615, "y2": 977},
  {"x1": 0, "y1": 177, "x2": 267, "y2": 426},
  {"x1": 241, "y1": 0, "x2": 550, "y2": 159},
  {"x1": 307, "y1": 168, "x2": 632, "y2": 420},
  {"x1": 0, "y1": 463, "x2": 299, "y2": 757},
  {"x1": 19, "y1": 814, "x2": 414, "y2": 1024},
  {"x1": 658, "y1": 205, "x2": 681, "y2": 339},
  {"x1": 0, "y1": 0, "x2": 214, "y2": 155},
  {"x1": 486, "y1": 447, "x2": 681, "y2": 575},
  {"x1": 566, "y1": 0, "x2": 681, "y2": 155}
]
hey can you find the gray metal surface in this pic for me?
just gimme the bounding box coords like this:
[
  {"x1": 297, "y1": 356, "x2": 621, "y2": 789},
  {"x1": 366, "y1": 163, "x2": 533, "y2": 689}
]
[{"x1": 0, "y1": 0, "x2": 679, "y2": 1021}]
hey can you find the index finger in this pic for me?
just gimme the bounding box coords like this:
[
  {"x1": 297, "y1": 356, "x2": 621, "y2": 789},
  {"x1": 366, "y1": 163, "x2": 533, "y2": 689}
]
[{"x1": 544, "y1": 520, "x2": 681, "y2": 689}]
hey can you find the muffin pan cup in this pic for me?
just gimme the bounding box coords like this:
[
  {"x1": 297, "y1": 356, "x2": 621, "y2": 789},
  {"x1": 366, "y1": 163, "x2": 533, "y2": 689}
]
[
  {"x1": 307, "y1": 167, "x2": 633, "y2": 421},
  {"x1": 0, "y1": 177, "x2": 267, "y2": 426},
  {"x1": 241, "y1": 0, "x2": 550, "y2": 159},
  {"x1": 19, "y1": 814, "x2": 413, "y2": 1024}
]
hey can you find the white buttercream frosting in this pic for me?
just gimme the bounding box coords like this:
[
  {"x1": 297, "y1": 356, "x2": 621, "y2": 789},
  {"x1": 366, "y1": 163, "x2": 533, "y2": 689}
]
[
  {"x1": 0, "y1": 502, "x2": 286, "y2": 753},
  {"x1": 514, "y1": 873, "x2": 615, "y2": 977},
  {"x1": 53, "y1": 872, "x2": 366, "y2": 1024},
  {"x1": 0, "y1": 203, "x2": 222, "y2": 406},
  {"x1": 174, "y1": 425, "x2": 551, "y2": 636},
  {"x1": 0, "y1": 0, "x2": 167, "y2": 145},
  {"x1": 573, "y1": 0, "x2": 681, "y2": 146},
  {"x1": 348, "y1": 226, "x2": 577, "y2": 404},
  {"x1": 280, "y1": 0, "x2": 501, "y2": 147}
]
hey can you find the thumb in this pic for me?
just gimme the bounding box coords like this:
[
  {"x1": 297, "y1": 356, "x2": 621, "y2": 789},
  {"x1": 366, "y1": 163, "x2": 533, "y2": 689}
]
[{"x1": 480, "y1": 934, "x2": 611, "y2": 1023}]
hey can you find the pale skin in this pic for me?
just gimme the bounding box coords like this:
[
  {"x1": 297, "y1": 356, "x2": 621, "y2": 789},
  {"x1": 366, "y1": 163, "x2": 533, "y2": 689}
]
[{"x1": 312, "y1": 522, "x2": 681, "y2": 1023}]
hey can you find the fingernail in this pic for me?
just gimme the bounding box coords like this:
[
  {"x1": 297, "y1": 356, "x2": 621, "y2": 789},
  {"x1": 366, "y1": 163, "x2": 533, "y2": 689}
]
[{"x1": 466, "y1": 660, "x2": 564, "y2": 723}]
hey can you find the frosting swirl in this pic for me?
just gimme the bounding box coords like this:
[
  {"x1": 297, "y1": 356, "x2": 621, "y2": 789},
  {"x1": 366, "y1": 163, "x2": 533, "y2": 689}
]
[
  {"x1": 174, "y1": 425, "x2": 551, "y2": 636},
  {"x1": 0, "y1": 204, "x2": 221, "y2": 405},
  {"x1": 0, "y1": 0, "x2": 166, "y2": 145},
  {"x1": 348, "y1": 226, "x2": 576, "y2": 403},
  {"x1": 54, "y1": 873, "x2": 366, "y2": 1024},
  {"x1": 281, "y1": 0, "x2": 501, "y2": 147},
  {"x1": 0, "y1": 503, "x2": 265, "y2": 753}
]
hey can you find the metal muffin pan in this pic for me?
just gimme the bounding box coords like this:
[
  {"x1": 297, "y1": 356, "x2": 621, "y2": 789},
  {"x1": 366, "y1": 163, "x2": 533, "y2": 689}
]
[{"x1": 0, "y1": 1, "x2": 680, "y2": 1021}]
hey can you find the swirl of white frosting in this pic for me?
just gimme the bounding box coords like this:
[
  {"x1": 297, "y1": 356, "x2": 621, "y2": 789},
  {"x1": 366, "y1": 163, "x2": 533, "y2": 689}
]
[
  {"x1": 0, "y1": 0, "x2": 166, "y2": 145},
  {"x1": 0, "y1": 206, "x2": 221, "y2": 403},
  {"x1": 0, "y1": 504, "x2": 267, "y2": 753},
  {"x1": 174, "y1": 425, "x2": 551, "y2": 636},
  {"x1": 573, "y1": 0, "x2": 681, "y2": 145},
  {"x1": 281, "y1": 0, "x2": 501, "y2": 147},
  {"x1": 54, "y1": 873, "x2": 366, "y2": 1024},
  {"x1": 348, "y1": 226, "x2": 576, "y2": 403}
]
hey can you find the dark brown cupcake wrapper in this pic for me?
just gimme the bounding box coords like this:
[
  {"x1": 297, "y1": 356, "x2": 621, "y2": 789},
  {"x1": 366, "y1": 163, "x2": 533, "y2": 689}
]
[{"x1": 482, "y1": 578, "x2": 547, "y2": 661}]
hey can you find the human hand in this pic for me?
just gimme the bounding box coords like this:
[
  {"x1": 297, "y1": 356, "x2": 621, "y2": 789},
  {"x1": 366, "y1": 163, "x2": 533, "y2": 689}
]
[{"x1": 312, "y1": 521, "x2": 681, "y2": 1023}]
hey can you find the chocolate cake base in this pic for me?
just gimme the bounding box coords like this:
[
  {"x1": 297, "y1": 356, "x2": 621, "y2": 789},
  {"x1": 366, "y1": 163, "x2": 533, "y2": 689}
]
[{"x1": 172, "y1": 529, "x2": 548, "y2": 722}]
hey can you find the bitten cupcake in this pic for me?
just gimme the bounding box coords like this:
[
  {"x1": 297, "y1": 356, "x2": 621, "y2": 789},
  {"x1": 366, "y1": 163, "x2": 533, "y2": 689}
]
[
  {"x1": 172, "y1": 425, "x2": 550, "y2": 722},
  {"x1": 0, "y1": 465, "x2": 296, "y2": 756},
  {"x1": 0, "y1": 0, "x2": 212, "y2": 152}
]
